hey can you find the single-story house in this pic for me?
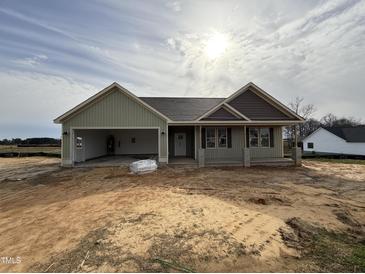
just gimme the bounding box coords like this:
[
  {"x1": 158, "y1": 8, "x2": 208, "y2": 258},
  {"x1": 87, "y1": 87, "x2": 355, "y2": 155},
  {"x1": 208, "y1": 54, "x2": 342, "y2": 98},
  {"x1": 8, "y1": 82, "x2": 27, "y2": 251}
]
[
  {"x1": 54, "y1": 82, "x2": 304, "y2": 167},
  {"x1": 303, "y1": 126, "x2": 365, "y2": 156}
]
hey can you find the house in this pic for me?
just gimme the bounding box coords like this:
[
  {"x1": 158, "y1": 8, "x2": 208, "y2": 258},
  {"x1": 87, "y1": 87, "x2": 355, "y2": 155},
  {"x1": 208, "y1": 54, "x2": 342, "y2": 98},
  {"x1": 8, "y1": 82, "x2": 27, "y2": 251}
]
[
  {"x1": 54, "y1": 82, "x2": 304, "y2": 167},
  {"x1": 303, "y1": 127, "x2": 365, "y2": 156}
]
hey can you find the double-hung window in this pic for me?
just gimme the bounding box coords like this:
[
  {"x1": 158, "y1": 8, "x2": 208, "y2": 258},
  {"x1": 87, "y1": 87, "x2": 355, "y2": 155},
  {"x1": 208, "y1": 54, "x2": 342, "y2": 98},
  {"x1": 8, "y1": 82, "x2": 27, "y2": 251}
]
[
  {"x1": 260, "y1": 128, "x2": 270, "y2": 147},
  {"x1": 205, "y1": 127, "x2": 228, "y2": 149},
  {"x1": 249, "y1": 128, "x2": 259, "y2": 147},
  {"x1": 249, "y1": 128, "x2": 271, "y2": 148},
  {"x1": 206, "y1": 128, "x2": 216, "y2": 148},
  {"x1": 217, "y1": 127, "x2": 227, "y2": 148}
]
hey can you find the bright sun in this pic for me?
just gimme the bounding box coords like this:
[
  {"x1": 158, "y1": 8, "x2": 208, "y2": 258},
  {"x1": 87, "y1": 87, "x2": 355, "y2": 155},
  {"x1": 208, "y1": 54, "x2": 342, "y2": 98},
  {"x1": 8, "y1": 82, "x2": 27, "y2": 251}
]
[{"x1": 205, "y1": 32, "x2": 229, "y2": 60}]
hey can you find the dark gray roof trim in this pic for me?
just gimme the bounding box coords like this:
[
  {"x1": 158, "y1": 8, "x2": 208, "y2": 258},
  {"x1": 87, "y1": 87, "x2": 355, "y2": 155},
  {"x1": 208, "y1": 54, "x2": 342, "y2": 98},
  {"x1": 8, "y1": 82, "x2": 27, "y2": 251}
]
[
  {"x1": 325, "y1": 127, "x2": 365, "y2": 142},
  {"x1": 228, "y1": 89, "x2": 296, "y2": 120},
  {"x1": 139, "y1": 97, "x2": 224, "y2": 121}
]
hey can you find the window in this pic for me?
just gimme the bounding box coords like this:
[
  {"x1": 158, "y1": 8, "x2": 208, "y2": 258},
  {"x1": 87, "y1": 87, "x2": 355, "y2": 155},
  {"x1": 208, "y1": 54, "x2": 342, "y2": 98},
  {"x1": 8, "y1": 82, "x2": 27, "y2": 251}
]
[
  {"x1": 249, "y1": 128, "x2": 271, "y2": 148},
  {"x1": 206, "y1": 128, "x2": 216, "y2": 148},
  {"x1": 205, "y1": 127, "x2": 228, "y2": 148},
  {"x1": 260, "y1": 128, "x2": 270, "y2": 147},
  {"x1": 249, "y1": 128, "x2": 259, "y2": 147},
  {"x1": 307, "y1": 142, "x2": 314, "y2": 149},
  {"x1": 218, "y1": 127, "x2": 227, "y2": 148},
  {"x1": 76, "y1": 137, "x2": 83, "y2": 149}
]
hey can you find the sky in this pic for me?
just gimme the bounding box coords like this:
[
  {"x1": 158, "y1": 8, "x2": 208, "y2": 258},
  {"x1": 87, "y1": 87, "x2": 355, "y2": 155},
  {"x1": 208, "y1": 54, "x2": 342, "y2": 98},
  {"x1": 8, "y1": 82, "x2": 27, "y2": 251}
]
[{"x1": 0, "y1": 0, "x2": 364, "y2": 138}]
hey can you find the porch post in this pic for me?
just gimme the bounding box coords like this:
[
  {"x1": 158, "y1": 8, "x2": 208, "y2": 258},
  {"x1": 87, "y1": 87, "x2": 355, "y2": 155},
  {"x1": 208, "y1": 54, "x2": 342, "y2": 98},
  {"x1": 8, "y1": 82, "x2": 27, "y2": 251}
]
[
  {"x1": 291, "y1": 124, "x2": 302, "y2": 166},
  {"x1": 198, "y1": 125, "x2": 205, "y2": 167},
  {"x1": 242, "y1": 125, "x2": 250, "y2": 167},
  {"x1": 294, "y1": 125, "x2": 298, "y2": 148}
]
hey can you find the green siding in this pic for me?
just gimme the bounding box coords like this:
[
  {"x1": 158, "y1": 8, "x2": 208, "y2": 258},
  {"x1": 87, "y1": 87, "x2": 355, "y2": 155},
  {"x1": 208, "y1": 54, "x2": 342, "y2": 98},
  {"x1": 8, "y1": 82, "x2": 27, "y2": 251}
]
[
  {"x1": 205, "y1": 127, "x2": 244, "y2": 163},
  {"x1": 61, "y1": 87, "x2": 167, "y2": 163},
  {"x1": 204, "y1": 126, "x2": 283, "y2": 163},
  {"x1": 250, "y1": 127, "x2": 283, "y2": 159}
]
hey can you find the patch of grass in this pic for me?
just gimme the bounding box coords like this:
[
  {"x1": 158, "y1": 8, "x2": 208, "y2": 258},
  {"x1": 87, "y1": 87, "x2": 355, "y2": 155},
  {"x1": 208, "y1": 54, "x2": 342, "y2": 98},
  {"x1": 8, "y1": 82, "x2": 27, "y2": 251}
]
[
  {"x1": 286, "y1": 218, "x2": 365, "y2": 272},
  {"x1": 0, "y1": 145, "x2": 61, "y2": 158},
  {"x1": 0, "y1": 145, "x2": 60, "y2": 154},
  {"x1": 305, "y1": 158, "x2": 365, "y2": 165},
  {"x1": 307, "y1": 231, "x2": 365, "y2": 272},
  {"x1": 347, "y1": 245, "x2": 365, "y2": 272}
]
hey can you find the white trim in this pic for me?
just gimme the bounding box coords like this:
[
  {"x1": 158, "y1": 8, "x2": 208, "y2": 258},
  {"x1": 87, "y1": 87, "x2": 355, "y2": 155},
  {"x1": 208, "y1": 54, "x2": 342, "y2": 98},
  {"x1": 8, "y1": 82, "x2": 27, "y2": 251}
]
[
  {"x1": 302, "y1": 127, "x2": 349, "y2": 143},
  {"x1": 54, "y1": 82, "x2": 172, "y2": 123},
  {"x1": 69, "y1": 126, "x2": 162, "y2": 164},
  {"x1": 223, "y1": 103, "x2": 251, "y2": 120},
  {"x1": 205, "y1": 127, "x2": 228, "y2": 149},
  {"x1": 198, "y1": 103, "x2": 250, "y2": 121},
  {"x1": 248, "y1": 127, "x2": 272, "y2": 149},
  {"x1": 302, "y1": 127, "x2": 326, "y2": 142}
]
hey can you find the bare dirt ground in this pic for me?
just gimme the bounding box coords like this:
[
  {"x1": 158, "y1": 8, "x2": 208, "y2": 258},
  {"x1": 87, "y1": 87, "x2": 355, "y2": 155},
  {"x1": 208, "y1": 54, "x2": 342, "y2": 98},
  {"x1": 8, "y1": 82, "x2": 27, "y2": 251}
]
[{"x1": 0, "y1": 157, "x2": 364, "y2": 272}]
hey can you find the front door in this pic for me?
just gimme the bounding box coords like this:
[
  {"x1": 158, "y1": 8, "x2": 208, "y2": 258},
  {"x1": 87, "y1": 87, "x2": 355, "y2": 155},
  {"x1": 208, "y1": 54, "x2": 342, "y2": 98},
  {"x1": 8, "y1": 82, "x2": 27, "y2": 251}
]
[{"x1": 174, "y1": 133, "x2": 186, "y2": 156}]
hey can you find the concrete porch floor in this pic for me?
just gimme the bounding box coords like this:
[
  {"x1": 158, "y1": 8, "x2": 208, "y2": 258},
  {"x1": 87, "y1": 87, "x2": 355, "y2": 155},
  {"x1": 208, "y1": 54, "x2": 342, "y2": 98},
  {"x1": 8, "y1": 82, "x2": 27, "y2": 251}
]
[{"x1": 75, "y1": 155, "x2": 157, "y2": 167}]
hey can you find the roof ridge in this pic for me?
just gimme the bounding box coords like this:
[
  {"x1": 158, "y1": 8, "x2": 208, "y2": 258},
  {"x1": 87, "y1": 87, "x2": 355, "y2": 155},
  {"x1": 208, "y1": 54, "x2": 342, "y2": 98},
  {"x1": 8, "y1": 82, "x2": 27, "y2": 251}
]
[{"x1": 139, "y1": 96, "x2": 225, "y2": 99}]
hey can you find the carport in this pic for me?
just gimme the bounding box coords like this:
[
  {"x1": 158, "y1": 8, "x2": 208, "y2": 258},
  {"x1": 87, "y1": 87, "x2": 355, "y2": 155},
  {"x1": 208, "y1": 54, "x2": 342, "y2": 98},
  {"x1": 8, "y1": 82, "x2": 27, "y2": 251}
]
[{"x1": 71, "y1": 128, "x2": 159, "y2": 166}]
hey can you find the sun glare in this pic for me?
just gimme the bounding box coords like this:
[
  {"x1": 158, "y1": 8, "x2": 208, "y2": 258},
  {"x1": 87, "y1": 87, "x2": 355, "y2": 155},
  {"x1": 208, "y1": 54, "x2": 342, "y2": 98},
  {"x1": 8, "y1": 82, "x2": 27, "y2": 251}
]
[{"x1": 205, "y1": 32, "x2": 229, "y2": 60}]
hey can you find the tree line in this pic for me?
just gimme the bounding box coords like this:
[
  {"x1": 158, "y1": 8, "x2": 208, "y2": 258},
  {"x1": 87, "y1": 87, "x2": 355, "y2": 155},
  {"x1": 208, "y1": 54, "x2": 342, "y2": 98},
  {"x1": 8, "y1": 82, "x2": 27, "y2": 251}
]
[
  {"x1": 285, "y1": 97, "x2": 363, "y2": 141},
  {"x1": 0, "y1": 137, "x2": 61, "y2": 146}
]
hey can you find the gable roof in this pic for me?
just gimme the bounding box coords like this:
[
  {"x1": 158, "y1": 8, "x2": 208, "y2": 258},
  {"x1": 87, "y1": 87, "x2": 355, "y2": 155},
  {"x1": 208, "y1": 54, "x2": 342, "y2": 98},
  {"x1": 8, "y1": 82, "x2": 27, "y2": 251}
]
[
  {"x1": 197, "y1": 82, "x2": 304, "y2": 121},
  {"x1": 54, "y1": 82, "x2": 172, "y2": 123},
  {"x1": 54, "y1": 81, "x2": 304, "y2": 124},
  {"x1": 324, "y1": 127, "x2": 365, "y2": 142},
  {"x1": 201, "y1": 106, "x2": 245, "y2": 120},
  {"x1": 139, "y1": 97, "x2": 223, "y2": 121}
]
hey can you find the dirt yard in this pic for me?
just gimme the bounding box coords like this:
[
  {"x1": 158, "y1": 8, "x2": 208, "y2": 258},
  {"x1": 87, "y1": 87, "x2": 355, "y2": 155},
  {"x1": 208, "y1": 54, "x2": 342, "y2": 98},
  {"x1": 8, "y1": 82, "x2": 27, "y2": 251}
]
[{"x1": 0, "y1": 157, "x2": 364, "y2": 272}]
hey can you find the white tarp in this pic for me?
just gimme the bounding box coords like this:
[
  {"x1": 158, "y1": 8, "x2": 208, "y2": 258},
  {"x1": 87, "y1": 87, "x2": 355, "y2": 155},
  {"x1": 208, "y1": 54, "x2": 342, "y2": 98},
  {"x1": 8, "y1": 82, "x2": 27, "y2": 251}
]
[{"x1": 129, "y1": 159, "x2": 158, "y2": 174}]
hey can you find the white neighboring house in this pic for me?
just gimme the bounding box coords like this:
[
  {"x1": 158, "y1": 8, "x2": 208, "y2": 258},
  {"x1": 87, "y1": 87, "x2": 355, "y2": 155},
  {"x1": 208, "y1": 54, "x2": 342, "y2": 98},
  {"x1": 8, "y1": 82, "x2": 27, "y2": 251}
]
[{"x1": 303, "y1": 127, "x2": 365, "y2": 156}]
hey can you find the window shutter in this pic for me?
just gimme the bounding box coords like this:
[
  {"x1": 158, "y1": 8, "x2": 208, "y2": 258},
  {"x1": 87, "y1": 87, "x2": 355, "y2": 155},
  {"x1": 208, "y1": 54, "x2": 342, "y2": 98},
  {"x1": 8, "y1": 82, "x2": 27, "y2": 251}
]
[
  {"x1": 246, "y1": 128, "x2": 250, "y2": 148},
  {"x1": 227, "y1": 128, "x2": 232, "y2": 148},
  {"x1": 270, "y1": 128, "x2": 274, "y2": 147},
  {"x1": 201, "y1": 127, "x2": 206, "y2": 149}
]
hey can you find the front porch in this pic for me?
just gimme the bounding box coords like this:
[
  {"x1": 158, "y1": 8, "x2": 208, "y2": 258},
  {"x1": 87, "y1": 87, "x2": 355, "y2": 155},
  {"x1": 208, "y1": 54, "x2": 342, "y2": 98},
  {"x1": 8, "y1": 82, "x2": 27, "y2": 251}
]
[
  {"x1": 168, "y1": 125, "x2": 301, "y2": 167},
  {"x1": 168, "y1": 126, "x2": 196, "y2": 164}
]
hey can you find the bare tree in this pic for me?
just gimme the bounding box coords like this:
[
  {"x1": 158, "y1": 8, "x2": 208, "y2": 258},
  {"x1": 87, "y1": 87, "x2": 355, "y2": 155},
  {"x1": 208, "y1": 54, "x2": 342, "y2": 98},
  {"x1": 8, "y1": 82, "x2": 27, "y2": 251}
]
[
  {"x1": 320, "y1": 113, "x2": 337, "y2": 127},
  {"x1": 285, "y1": 97, "x2": 316, "y2": 143},
  {"x1": 320, "y1": 113, "x2": 362, "y2": 127}
]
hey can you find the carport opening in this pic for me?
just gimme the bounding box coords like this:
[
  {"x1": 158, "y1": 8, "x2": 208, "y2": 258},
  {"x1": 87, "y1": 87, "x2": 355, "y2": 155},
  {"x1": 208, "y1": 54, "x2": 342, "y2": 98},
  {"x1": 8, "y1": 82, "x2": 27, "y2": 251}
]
[{"x1": 73, "y1": 128, "x2": 159, "y2": 166}]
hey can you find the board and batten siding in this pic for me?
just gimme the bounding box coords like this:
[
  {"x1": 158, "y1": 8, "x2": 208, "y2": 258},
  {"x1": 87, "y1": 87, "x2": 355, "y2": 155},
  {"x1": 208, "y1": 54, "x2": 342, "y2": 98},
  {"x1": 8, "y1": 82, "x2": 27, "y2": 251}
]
[
  {"x1": 250, "y1": 126, "x2": 283, "y2": 159},
  {"x1": 61, "y1": 87, "x2": 168, "y2": 164},
  {"x1": 203, "y1": 126, "x2": 283, "y2": 163},
  {"x1": 205, "y1": 127, "x2": 244, "y2": 163}
]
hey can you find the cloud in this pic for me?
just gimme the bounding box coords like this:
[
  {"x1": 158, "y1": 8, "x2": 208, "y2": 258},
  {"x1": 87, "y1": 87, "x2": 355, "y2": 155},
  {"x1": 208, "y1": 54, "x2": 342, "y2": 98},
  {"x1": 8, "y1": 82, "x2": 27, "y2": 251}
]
[
  {"x1": 165, "y1": 1, "x2": 182, "y2": 12},
  {"x1": 0, "y1": 71, "x2": 97, "y2": 138},
  {"x1": 0, "y1": 0, "x2": 364, "y2": 138},
  {"x1": 164, "y1": 0, "x2": 365, "y2": 117},
  {"x1": 13, "y1": 54, "x2": 48, "y2": 67}
]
